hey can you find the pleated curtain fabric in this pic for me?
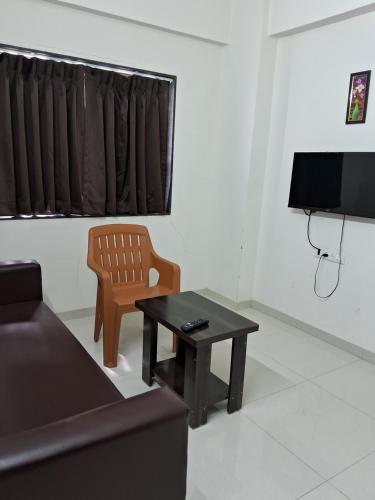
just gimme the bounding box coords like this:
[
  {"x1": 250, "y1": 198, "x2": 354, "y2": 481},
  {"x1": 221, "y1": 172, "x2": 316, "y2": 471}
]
[{"x1": 0, "y1": 52, "x2": 171, "y2": 217}]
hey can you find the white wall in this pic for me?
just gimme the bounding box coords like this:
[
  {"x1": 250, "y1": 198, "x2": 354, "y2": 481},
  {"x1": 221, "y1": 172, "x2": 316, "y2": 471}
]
[
  {"x1": 269, "y1": 0, "x2": 375, "y2": 36},
  {"x1": 254, "y1": 12, "x2": 375, "y2": 353},
  {"x1": 0, "y1": 0, "x2": 225, "y2": 312},
  {"x1": 236, "y1": 4, "x2": 277, "y2": 302},
  {"x1": 206, "y1": 0, "x2": 274, "y2": 302},
  {"x1": 47, "y1": 0, "x2": 232, "y2": 44}
]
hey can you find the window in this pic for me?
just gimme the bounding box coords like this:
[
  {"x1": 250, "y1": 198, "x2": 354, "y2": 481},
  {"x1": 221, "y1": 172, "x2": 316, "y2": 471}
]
[{"x1": 0, "y1": 45, "x2": 176, "y2": 219}]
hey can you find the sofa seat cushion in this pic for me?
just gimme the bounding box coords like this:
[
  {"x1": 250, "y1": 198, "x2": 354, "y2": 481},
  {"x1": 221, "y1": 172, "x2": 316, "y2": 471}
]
[{"x1": 0, "y1": 301, "x2": 123, "y2": 437}]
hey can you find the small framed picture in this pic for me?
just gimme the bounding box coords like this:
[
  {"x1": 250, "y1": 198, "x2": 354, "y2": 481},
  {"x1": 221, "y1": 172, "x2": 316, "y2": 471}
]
[{"x1": 346, "y1": 70, "x2": 371, "y2": 124}]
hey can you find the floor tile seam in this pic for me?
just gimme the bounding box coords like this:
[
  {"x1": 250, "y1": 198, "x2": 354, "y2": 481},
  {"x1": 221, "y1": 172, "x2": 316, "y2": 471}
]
[
  {"x1": 277, "y1": 332, "x2": 359, "y2": 361},
  {"x1": 240, "y1": 379, "x2": 306, "y2": 408},
  {"x1": 251, "y1": 345, "x2": 311, "y2": 378},
  {"x1": 243, "y1": 374, "x2": 375, "y2": 428},
  {"x1": 241, "y1": 317, "x2": 362, "y2": 363},
  {"x1": 309, "y1": 378, "x2": 375, "y2": 423},
  {"x1": 295, "y1": 479, "x2": 327, "y2": 500},
  {"x1": 241, "y1": 382, "x2": 375, "y2": 479},
  {"x1": 324, "y1": 449, "x2": 375, "y2": 484},
  {"x1": 295, "y1": 480, "x2": 351, "y2": 500},
  {"x1": 243, "y1": 324, "x2": 360, "y2": 369},
  {"x1": 243, "y1": 343, "x2": 312, "y2": 380},
  {"x1": 309, "y1": 358, "x2": 360, "y2": 382},
  {"x1": 247, "y1": 348, "x2": 332, "y2": 381},
  {"x1": 240, "y1": 411, "x2": 326, "y2": 481},
  {"x1": 245, "y1": 344, "x2": 347, "y2": 381},
  {"x1": 278, "y1": 326, "x2": 359, "y2": 357},
  {"x1": 218, "y1": 339, "x2": 308, "y2": 382}
]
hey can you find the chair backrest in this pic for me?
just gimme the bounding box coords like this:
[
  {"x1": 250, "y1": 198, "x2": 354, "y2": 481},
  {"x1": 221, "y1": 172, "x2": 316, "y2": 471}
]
[{"x1": 88, "y1": 224, "x2": 154, "y2": 285}]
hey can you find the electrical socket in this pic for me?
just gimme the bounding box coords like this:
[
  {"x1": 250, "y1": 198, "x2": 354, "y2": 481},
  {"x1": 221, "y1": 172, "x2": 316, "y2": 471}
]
[{"x1": 315, "y1": 250, "x2": 344, "y2": 265}]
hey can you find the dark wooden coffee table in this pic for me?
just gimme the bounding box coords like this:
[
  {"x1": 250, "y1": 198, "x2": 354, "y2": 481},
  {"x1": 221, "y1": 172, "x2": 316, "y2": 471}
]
[{"x1": 135, "y1": 291, "x2": 259, "y2": 428}]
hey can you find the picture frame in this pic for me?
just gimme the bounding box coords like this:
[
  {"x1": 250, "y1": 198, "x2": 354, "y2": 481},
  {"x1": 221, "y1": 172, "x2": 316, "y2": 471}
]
[{"x1": 345, "y1": 70, "x2": 371, "y2": 124}]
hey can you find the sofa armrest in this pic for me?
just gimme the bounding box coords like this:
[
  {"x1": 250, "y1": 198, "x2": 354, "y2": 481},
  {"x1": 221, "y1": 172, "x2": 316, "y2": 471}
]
[
  {"x1": 0, "y1": 260, "x2": 42, "y2": 305},
  {"x1": 0, "y1": 387, "x2": 188, "y2": 500}
]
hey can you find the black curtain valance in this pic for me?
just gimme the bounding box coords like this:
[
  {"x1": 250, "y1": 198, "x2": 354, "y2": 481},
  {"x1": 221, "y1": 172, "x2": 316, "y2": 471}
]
[{"x1": 0, "y1": 52, "x2": 172, "y2": 217}]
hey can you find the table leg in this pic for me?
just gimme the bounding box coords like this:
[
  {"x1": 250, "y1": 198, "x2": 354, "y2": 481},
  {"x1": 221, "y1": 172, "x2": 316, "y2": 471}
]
[
  {"x1": 175, "y1": 337, "x2": 186, "y2": 365},
  {"x1": 142, "y1": 314, "x2": 158, "y2": 386},
  {"x1": 173, "y1": 337, "x2": 186, "y2": 394},
  {"x1": 227, "y1": 335, "x2": 247, "y2": 413},
  {"x1": 184, "y1": 344, "x2": 212, "y2": 428}
]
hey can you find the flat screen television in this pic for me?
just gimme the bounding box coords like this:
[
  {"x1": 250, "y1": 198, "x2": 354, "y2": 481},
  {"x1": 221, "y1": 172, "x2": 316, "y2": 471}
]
[{"x1": 288, "y1": 152, "x2": 375, "y2": 219}]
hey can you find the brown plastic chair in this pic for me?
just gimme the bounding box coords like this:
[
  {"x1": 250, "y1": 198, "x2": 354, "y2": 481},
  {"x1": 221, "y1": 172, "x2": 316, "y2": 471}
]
[{"x1": 87, "y1": 224, "x2": 180, "y2": 367}]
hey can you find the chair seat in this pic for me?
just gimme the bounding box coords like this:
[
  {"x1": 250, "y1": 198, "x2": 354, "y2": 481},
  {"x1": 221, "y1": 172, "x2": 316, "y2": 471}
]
[{"x1": 112, "y1": 283, "x2": 172, "y2": 307}]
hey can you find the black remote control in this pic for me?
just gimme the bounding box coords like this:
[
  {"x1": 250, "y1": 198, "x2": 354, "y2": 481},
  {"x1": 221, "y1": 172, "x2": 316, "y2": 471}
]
[{"x1": 181, "y1": 319, "x2": 209, "y2": 333}]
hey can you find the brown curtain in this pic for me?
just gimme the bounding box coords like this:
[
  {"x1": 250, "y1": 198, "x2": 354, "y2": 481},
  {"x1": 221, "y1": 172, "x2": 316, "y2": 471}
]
[
  {"x1": 0, "y1": 52, "x2": 172, "y2": 217},
  {"x1": 84, "y1": 70, "x2": 170, "y2": 216},
  {"x1": 0, "y1": 53, "x2": 85, "y2": 216}
]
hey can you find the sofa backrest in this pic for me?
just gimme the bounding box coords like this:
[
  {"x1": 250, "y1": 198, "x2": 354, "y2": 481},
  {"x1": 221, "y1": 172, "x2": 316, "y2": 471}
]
[{"x1": 0, "y1": 260, "x2": 42, "y2": 305}]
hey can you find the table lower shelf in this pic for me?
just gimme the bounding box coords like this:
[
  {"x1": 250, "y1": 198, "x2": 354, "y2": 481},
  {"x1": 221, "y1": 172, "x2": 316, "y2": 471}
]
[{"x1": 153, "y1": 357, "x2": 229, "y2": 406}]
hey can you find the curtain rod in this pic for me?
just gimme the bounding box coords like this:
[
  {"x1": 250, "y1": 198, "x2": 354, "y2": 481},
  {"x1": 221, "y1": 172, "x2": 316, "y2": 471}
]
[{"x1": 0, "y1": 44, "x2": 176, "y2": 83}]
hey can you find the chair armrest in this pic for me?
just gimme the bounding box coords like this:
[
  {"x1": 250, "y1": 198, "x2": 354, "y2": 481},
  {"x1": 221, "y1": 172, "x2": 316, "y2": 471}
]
[
  {"x1": 87, "y1": 255, "x2": 112, "y2": 298},
  {"x1": 151, "y1": 253, "x2": 180, "y2": 291},
  {"x1": 87, "y1": 257, "x2": 110, "y2": 282},
  {"x1": 0, "y1": 387, "x2": 188, "y2": 500},
  {"x1": 0, "y1": 260, "x2": 42, "y2": 305}
]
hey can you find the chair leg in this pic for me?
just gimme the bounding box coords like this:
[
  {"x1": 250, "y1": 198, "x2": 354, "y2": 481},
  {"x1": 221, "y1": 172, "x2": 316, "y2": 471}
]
[
  {"x1": 94, "y1": 287, "x2": 103, "y2": 342},
  {"x1": 103, "y1": 307, "x2": 122, "y2": 368},
  {"x1": 112, "y1": 312, "x2": 122, "y2": 365}
]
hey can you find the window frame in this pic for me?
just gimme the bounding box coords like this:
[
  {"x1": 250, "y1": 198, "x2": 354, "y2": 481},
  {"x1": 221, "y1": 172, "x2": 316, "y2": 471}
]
[{"x1": 0, "y1": 43, "x2": 177, "y2": 221}]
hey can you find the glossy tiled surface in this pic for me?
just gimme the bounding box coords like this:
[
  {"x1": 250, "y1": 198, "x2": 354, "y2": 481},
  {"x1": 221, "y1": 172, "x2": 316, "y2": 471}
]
[
  {"x1": 64, "y1": 304, "x2": 375, "y2": 500},
  {"x1": 187, "y1": 409, "x2": 321, "y2": 500},
  {"x1": 314, "y1": 360, "x2": 375, "y2": 419},
  {"x1": 243, "y1": 381, "x2": 375, "y2": 478}
]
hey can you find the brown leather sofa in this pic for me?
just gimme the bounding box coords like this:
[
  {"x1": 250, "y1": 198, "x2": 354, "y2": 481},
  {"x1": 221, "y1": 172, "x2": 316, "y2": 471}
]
[{"x1": 0, "y1": 260, "x2": 188, "y2": 500}]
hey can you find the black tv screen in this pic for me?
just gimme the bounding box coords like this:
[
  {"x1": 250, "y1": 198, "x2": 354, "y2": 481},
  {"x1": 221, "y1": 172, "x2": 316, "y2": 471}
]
[{"x1": 288, "y1": 152, "x2": 375, "y2": 219}]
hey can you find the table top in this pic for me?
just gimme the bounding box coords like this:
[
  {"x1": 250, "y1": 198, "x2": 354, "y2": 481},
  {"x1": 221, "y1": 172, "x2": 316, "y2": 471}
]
[{"x1": 135, "y1": 291, "x2": 259, "y2": 347}]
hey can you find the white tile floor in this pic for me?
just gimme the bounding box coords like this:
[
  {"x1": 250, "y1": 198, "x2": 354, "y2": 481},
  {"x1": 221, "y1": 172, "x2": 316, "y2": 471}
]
[{"x1": 64, "y1": 305, "x2": 375, "y2": 500}]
